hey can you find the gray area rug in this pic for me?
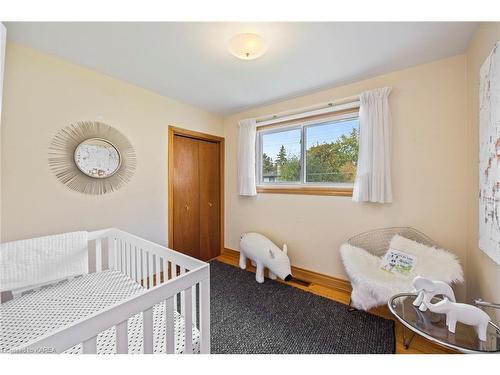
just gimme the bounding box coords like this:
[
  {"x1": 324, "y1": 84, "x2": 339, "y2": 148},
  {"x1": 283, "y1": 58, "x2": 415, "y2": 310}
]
[{"x1": 210, "y1": 260, "x2": 395, "y2": 354}]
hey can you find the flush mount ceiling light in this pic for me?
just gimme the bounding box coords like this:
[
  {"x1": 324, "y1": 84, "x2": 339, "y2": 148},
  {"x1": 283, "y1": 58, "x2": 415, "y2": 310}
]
[{"x1": 228, "y1": 33, "x2": 267, "y2": 60}]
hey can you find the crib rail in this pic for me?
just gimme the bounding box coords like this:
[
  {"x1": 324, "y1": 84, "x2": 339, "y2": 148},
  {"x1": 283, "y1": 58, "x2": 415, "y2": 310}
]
[
  {"x1": 12, "y1": 229, "x2": 210, "y2": 354},
  {"x1": 89, "y1": 228, "x2": 203, "y2": 280}
]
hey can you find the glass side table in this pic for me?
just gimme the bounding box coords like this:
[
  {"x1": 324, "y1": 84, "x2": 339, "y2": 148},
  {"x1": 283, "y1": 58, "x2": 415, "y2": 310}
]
[{"x1": 388, "y1": 293, "x2": 500, "y2": 353}]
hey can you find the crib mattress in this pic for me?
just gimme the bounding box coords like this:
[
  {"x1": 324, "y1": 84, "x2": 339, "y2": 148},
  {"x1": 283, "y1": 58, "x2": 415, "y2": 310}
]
[{"x1": 0, "y1": 270, "x2": 200, "y2": 354}]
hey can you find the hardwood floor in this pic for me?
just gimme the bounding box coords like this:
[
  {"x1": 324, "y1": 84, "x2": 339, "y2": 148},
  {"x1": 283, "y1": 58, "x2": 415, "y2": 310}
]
[{"x1": 216, "y1": 250, "x2": 458, "y2": 355}]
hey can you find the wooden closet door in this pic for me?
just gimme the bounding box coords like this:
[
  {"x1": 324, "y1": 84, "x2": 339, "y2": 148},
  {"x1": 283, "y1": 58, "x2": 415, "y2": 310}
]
[
  {"x1": 172, "y1": 135, "x2": 200, "y2": 258},
  {"x1": 198, "y1": 140, "x2": 220, "y2": 260}
]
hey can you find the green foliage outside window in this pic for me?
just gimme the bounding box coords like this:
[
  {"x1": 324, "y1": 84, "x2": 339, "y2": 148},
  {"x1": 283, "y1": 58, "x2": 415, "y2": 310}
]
[
  {"x1": 262, "y1": 127, "x2": 358, "y2": 183},
  {"x1": 306, "y1": 128, "x2": 358, "y2": 183},
  {"x1": 278, "y1": 154, "x2": 300, "y2": 182},
  {"x1": 262, "y1": 153, "x2": 275, "y2": 175}
]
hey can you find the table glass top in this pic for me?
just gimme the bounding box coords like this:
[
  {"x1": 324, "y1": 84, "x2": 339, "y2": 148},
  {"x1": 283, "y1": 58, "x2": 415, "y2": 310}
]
[{"x1": 389, "y1": 294, "x2": 500, "y2": 353}]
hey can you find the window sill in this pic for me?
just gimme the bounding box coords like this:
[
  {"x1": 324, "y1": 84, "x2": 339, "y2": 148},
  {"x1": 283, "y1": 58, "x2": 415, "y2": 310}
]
[{"x1": 256, "y1": 185, "x2": 353, "y2": 197}]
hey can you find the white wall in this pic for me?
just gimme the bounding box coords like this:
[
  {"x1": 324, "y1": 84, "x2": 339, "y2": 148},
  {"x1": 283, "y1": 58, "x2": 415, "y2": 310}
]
[
  {"x1": 224, "y1": 56, "x2": 469, "y2": 300},
  {"x1": 1, "y1": 43, "x2": 223, "y2": 246}
]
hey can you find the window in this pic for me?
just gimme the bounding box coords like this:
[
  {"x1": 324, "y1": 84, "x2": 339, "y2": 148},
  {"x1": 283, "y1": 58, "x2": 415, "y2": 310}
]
[
  {"x1": 257, "y1": 112, "x2": 359, "y2": 195},
  {"x1": 261, "y1": 127, "x2": 301, "y2": 184}
]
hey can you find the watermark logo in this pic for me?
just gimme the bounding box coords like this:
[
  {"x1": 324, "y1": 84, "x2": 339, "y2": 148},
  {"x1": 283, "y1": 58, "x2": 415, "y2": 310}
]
[{"x1": 11, "y1": 347, "x2": 56, "y2": 354}]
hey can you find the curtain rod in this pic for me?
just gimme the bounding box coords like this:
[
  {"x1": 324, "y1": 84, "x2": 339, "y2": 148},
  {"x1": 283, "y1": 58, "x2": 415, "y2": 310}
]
[{"x1": 255, "y1": 94, "x2": 360, "y2": 126}]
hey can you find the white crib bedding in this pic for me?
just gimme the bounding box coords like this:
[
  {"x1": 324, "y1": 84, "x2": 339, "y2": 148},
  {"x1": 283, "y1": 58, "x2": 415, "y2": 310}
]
[{"x1": 0, "y1": 270, "x2": 200, "y2": 354}]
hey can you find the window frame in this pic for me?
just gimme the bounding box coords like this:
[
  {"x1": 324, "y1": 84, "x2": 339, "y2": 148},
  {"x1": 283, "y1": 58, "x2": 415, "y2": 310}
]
[{"x1": 256, "y1": 110, "x2": 359, "y2": 196}]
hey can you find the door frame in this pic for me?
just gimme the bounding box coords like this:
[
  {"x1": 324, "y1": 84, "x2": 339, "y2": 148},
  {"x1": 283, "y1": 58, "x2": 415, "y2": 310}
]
[{"x1": 168, "y1": 125, "x2": 225, "y2": 259}]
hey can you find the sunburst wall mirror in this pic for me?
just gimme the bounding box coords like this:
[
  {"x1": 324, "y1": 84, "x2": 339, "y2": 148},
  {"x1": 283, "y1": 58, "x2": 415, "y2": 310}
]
[{"x1": 49, "y1": 121, "x2": 136, "y2": 194}]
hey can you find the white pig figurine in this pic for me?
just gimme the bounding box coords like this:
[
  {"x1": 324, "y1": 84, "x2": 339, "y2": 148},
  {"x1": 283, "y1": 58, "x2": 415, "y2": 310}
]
[{"x1": 239, "y1": 232, "x2": 292, "y2": 283}]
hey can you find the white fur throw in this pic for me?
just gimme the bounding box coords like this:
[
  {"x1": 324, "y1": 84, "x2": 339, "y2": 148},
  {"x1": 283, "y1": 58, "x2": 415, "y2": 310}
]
[{"x1": 340, "y1": 235, "x2": 463, "y2": 311}]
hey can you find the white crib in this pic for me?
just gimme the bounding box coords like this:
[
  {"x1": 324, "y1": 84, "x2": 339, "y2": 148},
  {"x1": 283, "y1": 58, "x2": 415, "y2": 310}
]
[{"x1": 0, "y1": 228, "x2": 210, "y2": 354}]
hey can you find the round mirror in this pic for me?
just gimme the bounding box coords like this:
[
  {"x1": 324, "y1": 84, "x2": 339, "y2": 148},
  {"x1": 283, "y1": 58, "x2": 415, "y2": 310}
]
[{"x1": 74, "y1": 138, "x2": 121, "y2": 178}]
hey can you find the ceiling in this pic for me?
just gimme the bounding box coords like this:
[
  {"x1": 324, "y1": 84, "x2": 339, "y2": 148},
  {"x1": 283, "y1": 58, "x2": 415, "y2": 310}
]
[{"x1": 5, "y1": 22, "x2": 478, "y2": 115}]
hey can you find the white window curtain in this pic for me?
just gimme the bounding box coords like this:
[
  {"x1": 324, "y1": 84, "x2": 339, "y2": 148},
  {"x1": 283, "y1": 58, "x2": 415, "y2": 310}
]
[
  {"x1": 353, "y1": 87, "x2": 393, "y2": 203},
  {"x1": 237, "y1": 118, "x2": 258, "y2": 196}
]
